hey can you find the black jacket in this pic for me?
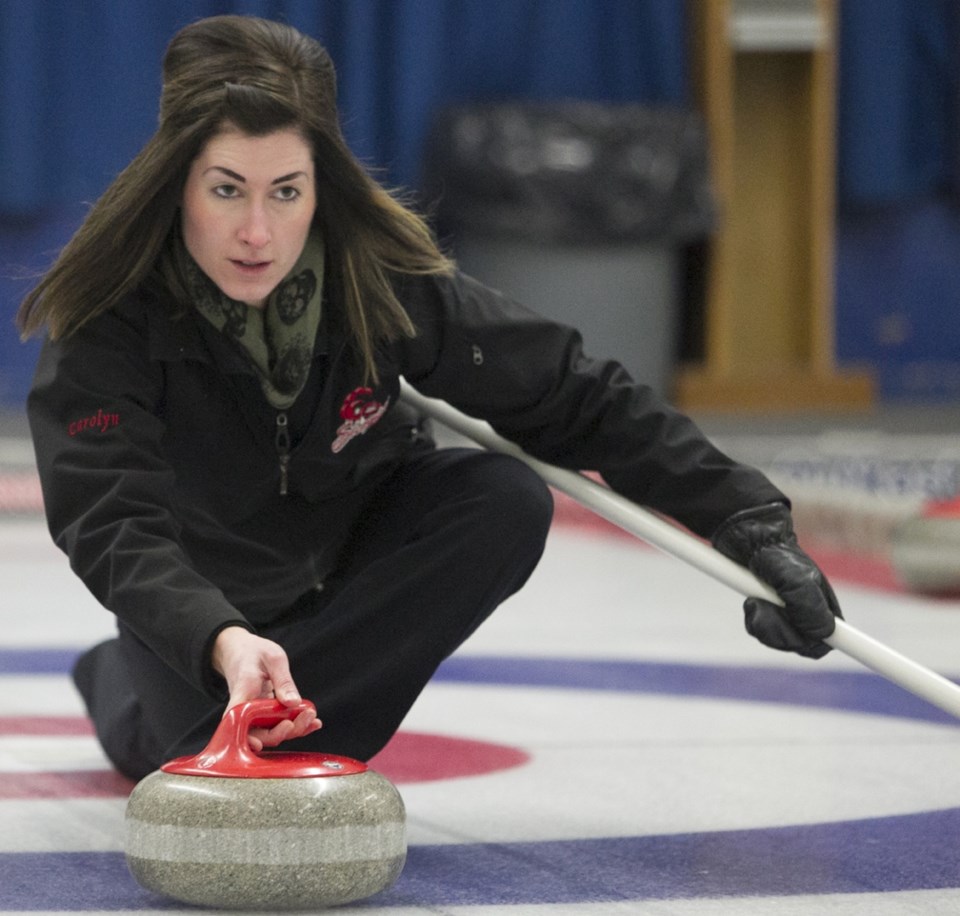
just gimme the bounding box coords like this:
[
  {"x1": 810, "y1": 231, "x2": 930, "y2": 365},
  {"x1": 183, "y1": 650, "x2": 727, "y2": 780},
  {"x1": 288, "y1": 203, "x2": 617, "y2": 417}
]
[{"x1": 28, "y1": 270, "x2": 784, "y2": 696}]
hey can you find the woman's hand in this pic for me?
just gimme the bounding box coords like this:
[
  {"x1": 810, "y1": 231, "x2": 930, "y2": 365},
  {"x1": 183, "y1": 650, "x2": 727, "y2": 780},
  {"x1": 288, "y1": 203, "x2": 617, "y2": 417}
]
[
  {"x1": 712, "y1": 502, "x2": 843, "y2": 659},
  {"x1": 211, "y1": 626, "x2": 322, "y2": 751}
]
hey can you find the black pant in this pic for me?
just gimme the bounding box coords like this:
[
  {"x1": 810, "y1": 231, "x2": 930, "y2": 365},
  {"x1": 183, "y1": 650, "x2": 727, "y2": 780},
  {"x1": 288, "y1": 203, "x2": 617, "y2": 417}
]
[{"x1": 73, "y1": 448, "x2": 553, "y2": 780}]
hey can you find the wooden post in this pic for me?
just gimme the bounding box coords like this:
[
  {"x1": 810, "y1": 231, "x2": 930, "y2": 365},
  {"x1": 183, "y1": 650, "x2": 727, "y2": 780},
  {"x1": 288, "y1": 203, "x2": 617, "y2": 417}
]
[{"x1": 675, "y1": 0, "x2": 874, "y2": 411}]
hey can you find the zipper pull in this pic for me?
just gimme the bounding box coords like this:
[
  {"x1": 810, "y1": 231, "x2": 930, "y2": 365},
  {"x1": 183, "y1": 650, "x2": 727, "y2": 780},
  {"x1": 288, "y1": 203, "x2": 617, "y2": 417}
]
[{"x1": 275, "y1": 411, "x2": 291, "y2": 496}]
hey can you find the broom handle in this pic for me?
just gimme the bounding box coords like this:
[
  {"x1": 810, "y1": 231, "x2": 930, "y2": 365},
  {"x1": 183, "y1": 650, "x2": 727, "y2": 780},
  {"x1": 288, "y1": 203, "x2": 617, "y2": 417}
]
[{"x1": 400, "y1": 379, "x2": 960, "y2": 721}]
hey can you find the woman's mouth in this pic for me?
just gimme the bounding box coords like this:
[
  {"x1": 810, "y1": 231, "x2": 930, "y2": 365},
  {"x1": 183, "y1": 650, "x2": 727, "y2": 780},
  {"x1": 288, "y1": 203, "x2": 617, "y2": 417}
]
[{"x1": 231, "y1": 259, "x2": 271, "y2": 275}]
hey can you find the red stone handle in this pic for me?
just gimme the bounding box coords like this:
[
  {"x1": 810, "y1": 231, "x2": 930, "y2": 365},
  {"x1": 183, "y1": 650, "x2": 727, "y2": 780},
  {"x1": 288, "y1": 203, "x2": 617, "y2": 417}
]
[{"x1": 160, "y1": 698, "x2": 366, "y2": 778}]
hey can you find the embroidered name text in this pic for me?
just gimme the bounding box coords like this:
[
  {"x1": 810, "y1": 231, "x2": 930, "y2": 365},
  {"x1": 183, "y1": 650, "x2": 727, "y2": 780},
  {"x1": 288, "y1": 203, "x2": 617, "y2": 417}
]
[{"x1": 68, "y1": 409, "x2": 120, "y2": 436}]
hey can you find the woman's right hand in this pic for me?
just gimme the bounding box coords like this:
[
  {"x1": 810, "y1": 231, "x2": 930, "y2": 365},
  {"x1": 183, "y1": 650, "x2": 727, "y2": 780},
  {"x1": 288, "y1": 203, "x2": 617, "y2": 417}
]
[{"x1": 211, "y1": 626, "x2": 322, "y2": 751}]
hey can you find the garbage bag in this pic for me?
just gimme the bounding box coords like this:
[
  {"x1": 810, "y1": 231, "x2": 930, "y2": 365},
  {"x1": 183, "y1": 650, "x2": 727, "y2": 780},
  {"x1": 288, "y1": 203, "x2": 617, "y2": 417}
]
[{"x1": 423, "y1": 101, "x2": 715, "y2": 244}]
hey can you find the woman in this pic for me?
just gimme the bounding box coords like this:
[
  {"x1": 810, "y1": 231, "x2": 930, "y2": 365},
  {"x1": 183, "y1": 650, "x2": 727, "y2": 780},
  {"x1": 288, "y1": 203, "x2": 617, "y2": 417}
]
[{"x1": 18, "y1": 15, "x2": 841, "y2": 780}]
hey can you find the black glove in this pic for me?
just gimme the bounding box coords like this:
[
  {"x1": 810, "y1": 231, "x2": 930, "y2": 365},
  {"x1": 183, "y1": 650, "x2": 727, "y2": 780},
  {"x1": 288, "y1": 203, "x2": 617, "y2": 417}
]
[{"x1": 711, "y1": 502, "x2": 843, "y2": 659}]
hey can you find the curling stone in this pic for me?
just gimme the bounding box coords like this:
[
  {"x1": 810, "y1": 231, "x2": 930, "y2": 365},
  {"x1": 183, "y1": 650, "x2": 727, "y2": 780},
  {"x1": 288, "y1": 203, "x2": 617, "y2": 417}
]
[
  {"x1": 125, "y1": 699, "x2": 405, "y2": 910},
  {"x1": 891, "y1": 496, "x2": 960, "y2": 595}
]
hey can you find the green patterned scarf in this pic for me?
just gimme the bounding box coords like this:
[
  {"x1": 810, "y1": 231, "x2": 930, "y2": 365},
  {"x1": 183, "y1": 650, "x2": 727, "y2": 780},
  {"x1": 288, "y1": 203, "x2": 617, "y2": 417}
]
[{"x1": 185, "y1": 231, "x2": 325, "y2": 409}]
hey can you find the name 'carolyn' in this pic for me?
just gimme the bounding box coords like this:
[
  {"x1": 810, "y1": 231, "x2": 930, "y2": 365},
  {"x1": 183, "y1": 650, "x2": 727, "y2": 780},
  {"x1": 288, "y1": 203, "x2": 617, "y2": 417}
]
[{"x1": 68, "y1": 409, "x2": 120, "y2": 436}]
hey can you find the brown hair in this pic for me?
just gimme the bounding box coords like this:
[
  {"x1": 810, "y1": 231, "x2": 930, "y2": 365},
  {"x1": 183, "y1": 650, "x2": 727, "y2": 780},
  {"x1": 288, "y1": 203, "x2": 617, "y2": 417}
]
[{"x1": 17, "y1": 15, "x2": 452, "y2": 381}]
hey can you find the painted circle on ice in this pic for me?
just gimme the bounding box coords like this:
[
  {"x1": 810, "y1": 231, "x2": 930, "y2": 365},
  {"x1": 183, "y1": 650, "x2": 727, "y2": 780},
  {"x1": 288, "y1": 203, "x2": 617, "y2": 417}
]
[
  {"x1": 370, "y1": 731, "x2": 530, "y2": 783},
  {"x1": 4, "y1": 649, "x2": 960, "y2": 908},
  {"x1": 0, "y1": 720, "x2": 530, "y2": 798}
]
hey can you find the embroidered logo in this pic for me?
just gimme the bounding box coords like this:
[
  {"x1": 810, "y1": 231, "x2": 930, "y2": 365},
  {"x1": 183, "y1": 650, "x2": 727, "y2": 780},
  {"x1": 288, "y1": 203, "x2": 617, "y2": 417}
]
[
  {"x1": 331, "y1": 387, "x2": 390, "y2": 453},
  {"x1": 68, "y1": 408, "x2": 120, "y2": 437}
]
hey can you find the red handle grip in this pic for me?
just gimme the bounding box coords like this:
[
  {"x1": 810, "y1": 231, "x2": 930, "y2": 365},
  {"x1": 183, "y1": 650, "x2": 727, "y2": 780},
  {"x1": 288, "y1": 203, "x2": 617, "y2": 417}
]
[
  {"x1": 229, "y1": 697, "x2": 316, "y2": 734},
  {"x1": 160, "y1": 698, "x2": 356, "y2": 778}
]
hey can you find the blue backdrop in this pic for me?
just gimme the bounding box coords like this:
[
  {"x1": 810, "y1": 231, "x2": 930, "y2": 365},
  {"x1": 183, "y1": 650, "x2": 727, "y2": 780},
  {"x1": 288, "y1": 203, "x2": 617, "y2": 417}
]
[
  {"x1": 1, "y1": 0, "x2": 959, "y2": 406},
  {"x1": 0, "y1": 0, "x2": 687, "y2": 214}
]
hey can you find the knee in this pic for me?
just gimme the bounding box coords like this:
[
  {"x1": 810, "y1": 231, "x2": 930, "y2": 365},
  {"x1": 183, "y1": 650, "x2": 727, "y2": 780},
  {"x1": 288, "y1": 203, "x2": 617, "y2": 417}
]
[{"x1": 480, "y1": 455, "x2": 554, "y2": 553}]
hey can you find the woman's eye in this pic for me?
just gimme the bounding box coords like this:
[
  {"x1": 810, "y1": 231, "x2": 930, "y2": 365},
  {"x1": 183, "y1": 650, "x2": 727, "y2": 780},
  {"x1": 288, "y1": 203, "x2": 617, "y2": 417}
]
[
  {"x1": 213, "y1": 184, "x2": 240, "y2": 199},
  {"x1": 274, "y1": 186, "x2": 300, "y2": 202}
]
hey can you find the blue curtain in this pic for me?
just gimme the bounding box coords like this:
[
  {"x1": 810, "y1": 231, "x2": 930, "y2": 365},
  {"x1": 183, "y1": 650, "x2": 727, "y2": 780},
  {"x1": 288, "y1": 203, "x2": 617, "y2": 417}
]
[
  {"x1": 837, "y1": 0, "x2": 960, "y2": 208},
  {"x1": 833, "y1": 1, "x2": 960, "y2": 401},
  {"x1": 4, "y1": 0, "x2": 957, "y2": 215},
  {"x1": 0, "y1": 0, "x2": 688, "y2": 217}
]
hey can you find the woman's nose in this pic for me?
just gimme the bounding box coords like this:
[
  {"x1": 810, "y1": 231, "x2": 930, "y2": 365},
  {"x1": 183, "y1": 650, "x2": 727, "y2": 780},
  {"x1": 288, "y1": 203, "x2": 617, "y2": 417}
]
[{"x1": 238, "y1": 204, "x2": 270, "y2": 248}]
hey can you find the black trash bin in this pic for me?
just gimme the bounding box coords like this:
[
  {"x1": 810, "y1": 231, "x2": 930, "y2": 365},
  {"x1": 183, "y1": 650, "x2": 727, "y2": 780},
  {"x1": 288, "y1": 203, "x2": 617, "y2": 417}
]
[{"x1": 423, "y1": 101, "x2": 715, "y2": 395}]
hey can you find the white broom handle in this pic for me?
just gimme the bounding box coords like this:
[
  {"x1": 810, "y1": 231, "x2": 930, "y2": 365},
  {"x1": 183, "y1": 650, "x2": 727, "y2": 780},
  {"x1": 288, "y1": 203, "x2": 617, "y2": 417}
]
[{"x1": 400, "y1": 379, "x2": 960, "y2": 721}]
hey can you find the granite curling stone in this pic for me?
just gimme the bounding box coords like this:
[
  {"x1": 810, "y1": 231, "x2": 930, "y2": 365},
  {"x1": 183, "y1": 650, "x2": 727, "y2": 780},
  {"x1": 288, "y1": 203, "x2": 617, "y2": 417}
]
[
  {"x1": 890, "y1": 497, "x2": 960, "y2": 595},
  {"x1": 125, "y1": 699, "x2": 406, "y2": 910}
]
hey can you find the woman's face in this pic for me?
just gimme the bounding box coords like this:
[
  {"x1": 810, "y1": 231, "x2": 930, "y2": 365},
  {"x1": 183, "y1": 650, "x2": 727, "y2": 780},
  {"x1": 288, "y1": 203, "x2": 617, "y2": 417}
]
[{"x1": 181, "y1": 126, "x2": 317, "y2": 308}]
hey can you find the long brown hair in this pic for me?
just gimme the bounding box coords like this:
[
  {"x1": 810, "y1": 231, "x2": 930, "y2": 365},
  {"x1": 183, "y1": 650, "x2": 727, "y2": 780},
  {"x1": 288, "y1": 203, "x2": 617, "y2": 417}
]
[{"x1": 17, "y1": 15, "x2": 452, "y2": 381}]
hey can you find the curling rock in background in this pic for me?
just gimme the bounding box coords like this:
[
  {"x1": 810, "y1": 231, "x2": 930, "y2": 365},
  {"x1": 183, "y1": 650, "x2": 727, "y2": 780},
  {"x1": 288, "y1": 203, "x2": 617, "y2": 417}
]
[{"x1": 890, "y1": 495, "x2": 960, "y2": 595}]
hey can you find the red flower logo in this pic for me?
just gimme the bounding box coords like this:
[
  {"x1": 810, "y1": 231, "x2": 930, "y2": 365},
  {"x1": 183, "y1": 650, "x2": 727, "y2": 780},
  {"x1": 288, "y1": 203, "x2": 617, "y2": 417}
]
[{"x1": 332, "y1": 387, "x2": 390, "y2": 453}]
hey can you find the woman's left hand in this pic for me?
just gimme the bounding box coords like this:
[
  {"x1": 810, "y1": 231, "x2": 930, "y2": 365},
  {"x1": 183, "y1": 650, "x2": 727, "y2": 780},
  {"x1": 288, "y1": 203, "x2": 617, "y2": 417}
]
[{"x1": 711, "y1": 502, "x2": 843, "y2": 658}]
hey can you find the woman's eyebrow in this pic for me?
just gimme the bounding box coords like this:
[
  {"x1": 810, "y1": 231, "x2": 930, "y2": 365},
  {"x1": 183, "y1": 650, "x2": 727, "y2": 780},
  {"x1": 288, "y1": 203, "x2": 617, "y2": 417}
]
[
  {"x1": 202, "y1": 167, "x2": 308, "y2": 184},
  {"x1": 205, "y1": 166, "x2": 246, "y2": 182},
  {"x1": 272, "y1": 171, "x2": 309, "y2": 184}
]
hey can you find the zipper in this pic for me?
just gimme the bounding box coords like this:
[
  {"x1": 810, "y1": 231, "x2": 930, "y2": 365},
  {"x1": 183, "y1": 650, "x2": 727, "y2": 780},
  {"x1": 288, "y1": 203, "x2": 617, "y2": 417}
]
[{"x1": 275, "y1": 411, "x2": 291, "y2": 496}]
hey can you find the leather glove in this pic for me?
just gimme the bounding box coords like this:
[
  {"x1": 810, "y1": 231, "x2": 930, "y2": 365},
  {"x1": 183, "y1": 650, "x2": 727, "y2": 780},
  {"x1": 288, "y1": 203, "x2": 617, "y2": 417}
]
[{"x1": 711, "y1": 502, "x2": 843, "y2": 659}]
